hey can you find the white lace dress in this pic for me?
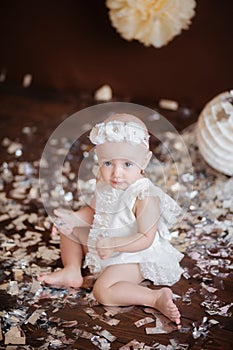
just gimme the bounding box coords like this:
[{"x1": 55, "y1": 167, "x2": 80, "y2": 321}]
[{"x1": 83, "y1": 178, "x2": 184, "y2": 286}]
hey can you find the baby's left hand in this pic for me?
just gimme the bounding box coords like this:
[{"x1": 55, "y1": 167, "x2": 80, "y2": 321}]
[{"x1": 96, "y1": 236, "x2": 114, "y2": 260}]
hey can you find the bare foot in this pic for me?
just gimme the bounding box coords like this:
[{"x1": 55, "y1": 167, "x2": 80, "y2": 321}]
[
  {"x1": 153, "y1": 287, "x2": 181, "y2": 325},
  {"x1": 37, "y1": 266, "x2": 83, "y2": 288}
]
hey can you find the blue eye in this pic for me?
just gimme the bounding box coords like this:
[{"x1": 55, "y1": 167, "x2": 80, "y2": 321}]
[
  {"x1": 124, "y1": 162, "x2": 133, "y2": 168},
  {"x1": 104, "y1": 161, "x2": 112, "y2": 167}
]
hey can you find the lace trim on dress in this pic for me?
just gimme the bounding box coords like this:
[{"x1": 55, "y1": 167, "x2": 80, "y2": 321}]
[{"x1": 140, "y1": 262, "x2": 183, "y2": 286}]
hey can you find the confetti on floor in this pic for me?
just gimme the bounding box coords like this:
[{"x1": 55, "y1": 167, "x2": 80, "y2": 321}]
[{"x1": 0, "y1": 105, "x2": 232, "y2": 349}]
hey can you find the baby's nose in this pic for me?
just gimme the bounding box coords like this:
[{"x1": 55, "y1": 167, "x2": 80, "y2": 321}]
[{"x1": 113, "y1": 165, "x2": 121, "y2": 177}]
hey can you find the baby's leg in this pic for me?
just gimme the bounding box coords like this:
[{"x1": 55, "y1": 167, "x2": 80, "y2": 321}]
[
  {"x1": 38, "y1": 232, "x2": 86, "y2": 288},
  {"x1": 38, "y1": 206, "x2": 93, "y2": 288},
  {"x1": 93, "y1": 263, "x2": 180, "y2": 324}
]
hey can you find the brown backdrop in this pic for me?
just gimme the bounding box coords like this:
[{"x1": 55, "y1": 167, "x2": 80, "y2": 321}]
[{"x1": 0, "y1": 0, "x2": 232, "y2": 108}]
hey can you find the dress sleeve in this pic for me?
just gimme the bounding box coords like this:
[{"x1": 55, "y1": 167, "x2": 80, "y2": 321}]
[
  {"x1": 156, "y1": 189, "x2": 182, "y2": 239},
  {"x1": 130, "y1": 178, "x2": 182, "y2": 240}
]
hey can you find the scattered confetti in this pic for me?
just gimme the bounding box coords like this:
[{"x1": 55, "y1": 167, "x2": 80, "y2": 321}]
[
  {"x1": 134, "y1": 316, "x2": 154, "y2": 328},
  {"x1": 4, "y1": 325, "x2": 26, "y2": 345},
  {"x1": 0, "y1": 120, "x2": 232, "y2": 348}
]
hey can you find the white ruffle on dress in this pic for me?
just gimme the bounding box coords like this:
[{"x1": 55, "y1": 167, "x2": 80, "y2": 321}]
[{"x1": 83, "y1": 178, "x2": 184, "y2": 286}]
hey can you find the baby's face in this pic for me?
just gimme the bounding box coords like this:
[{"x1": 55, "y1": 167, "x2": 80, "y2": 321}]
[
  {"x1": 99, "y1": 158, "x2": 143, "y2": 190},
  {"x1": 95, "y1": 141, "x2": 152, "y2": 172}
]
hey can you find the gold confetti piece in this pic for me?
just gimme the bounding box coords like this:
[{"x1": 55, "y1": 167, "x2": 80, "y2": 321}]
[
  {"x1": 12, "y1": 214, "x2": 29, "y2": 225},
  {"x1": 22, "y1": 74, "x2": 33, "y2": 88},
  {"x1": 7, "y1": 141, "x2": 23, "y2": 154},
  {"x1": 0, "y1": 283, "x2": 9, "y2": 290},
  {"x1": 30, "y1": 280, "x2": 43, "y2": 294},
  {"x1": 35, "y1": 226, "x2": 46, "y2": 233},
  {"x1": 0, "y1": 214, "x2": 10, "y2": 222},
  {"x1": 94, "y1": 84, "x2": 113, "y2": 102},
  {"x1": 79, "y1": 330, "x2": 94, "y2": 339},
  {"x1": 13, "y1": 269, "x2": 23, "y2": 282},
  {"x1": 101, "y1": 317, "x2": 120, "y2": 326},
  {"x1": 134, "y1": 316, "x2": 154, "y2": 328},
  {"x1": 8, "y1": 281, "x2": 19, "y2": 296},
  {"x1": 145, "y1": 326, "x2": 167, "y2": 334},
  {"x1": 62, "y1": 320, "x2": 78, "y2": 327},
  {"x1": 201, "y1": 282, "x2": 218, "y2": 293},
  {"x1": 159, "y1": 98, "x2": 179, "y2": 111},
  {"x1": 119, "y1": 339, "x2": 145, "y2": 350},
  {"x1": 99, "y1": 329, "x2": 117, "y2": 342},
  {"x1": 27, "y1": 309, "x2": 45, "y2": 325},
  {"x1": 5, "y1": 325, "x2": 26, "y2": 345},
  {"x1": 84, "y1": 307, "x2": 100, "y2": 319}
]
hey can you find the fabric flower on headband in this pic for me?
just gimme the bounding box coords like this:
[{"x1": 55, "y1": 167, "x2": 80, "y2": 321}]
[
  {"x1": 89, "y1": 121, "x2": 149, "y2": 147},
  {"x1": 105, "y1": 121, "x2": 125, "y2": 142},
  {"x1": 106, "y1": 0, "x2": 196, "y2": 48}
]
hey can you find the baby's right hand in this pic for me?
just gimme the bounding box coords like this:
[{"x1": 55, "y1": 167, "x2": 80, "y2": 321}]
[{"x1": 52, "y1": 209, "x2": 74, "y2": 235}]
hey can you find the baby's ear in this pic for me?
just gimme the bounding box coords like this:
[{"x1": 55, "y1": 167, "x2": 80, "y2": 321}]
[
  {"x1": 94, "y1": 148, "x2": 102, "y2": 167},
  {"x1": 94, "y1": 148, "x2": 99, "y2": 160},
  {"x1": 142, "y1": 151, "x2": 152, "y2": 170}
]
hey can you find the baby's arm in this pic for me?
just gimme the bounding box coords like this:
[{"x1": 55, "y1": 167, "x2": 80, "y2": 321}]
[{"x1": 96, "y1": 196, "x2": 160, "y2": 259}]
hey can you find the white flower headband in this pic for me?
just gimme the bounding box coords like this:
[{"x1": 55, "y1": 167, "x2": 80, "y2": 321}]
[{"x1": 89, "y1": 120, "x2": 150, "y2": 148}]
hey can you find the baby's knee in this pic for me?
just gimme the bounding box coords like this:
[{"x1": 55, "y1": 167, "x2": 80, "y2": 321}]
[{"x1": 93, "y1": 279, "x2": 109, "y2": 305}]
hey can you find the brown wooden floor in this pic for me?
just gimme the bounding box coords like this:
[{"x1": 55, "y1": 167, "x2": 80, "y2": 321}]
[{"x1": 0, "y1": 85, "x2": 232, "y2": 349}]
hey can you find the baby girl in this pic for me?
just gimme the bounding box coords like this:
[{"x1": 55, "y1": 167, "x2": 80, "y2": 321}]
[{"x1": 38, "y1": 113, "x2": 184, "y2": 325}]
